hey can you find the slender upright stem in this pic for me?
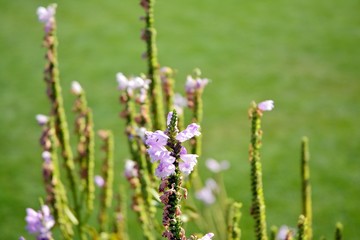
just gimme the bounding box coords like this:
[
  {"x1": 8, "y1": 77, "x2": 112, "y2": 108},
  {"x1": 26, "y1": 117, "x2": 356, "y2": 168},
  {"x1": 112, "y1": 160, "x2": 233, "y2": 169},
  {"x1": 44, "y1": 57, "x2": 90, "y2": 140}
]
[
  {"x1": 142, "y1": 0, "x2": 165, "y2": 130},
  {"x1": 301, "y1": 137, "x2": 312, "y2": 239}
]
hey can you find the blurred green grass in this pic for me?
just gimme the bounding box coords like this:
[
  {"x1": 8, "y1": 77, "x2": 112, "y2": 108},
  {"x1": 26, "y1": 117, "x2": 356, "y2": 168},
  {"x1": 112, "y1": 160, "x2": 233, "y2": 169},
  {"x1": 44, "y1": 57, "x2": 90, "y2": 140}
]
[{"x1": 1, "y1": 0, "x2": 360, "y2": 239}]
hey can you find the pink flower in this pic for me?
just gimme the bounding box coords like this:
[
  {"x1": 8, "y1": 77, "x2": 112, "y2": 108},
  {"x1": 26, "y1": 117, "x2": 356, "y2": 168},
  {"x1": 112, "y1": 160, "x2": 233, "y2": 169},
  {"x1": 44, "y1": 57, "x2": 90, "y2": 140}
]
[
  {"x1": 258, "y1": 100, "x2": 274, "y2": 111},
  {"x1": 185, "y1": 75, "x2": 209, "y2": 93},
  {"x1": 36, "y1": 5, "x2": 56, "y2": 33}
]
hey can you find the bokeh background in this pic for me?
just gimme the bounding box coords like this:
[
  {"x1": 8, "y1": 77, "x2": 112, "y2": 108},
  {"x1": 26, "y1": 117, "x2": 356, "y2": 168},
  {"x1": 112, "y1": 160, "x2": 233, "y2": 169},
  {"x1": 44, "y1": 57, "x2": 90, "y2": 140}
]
[{"x1": 1, "y1": 0, "x2": 360, "y2": 239}]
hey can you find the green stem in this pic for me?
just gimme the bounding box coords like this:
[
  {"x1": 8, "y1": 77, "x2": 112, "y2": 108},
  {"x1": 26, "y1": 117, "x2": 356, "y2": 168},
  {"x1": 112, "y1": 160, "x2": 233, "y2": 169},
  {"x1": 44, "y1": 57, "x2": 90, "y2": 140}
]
[{"x1": 301, "y1": 137, "x2": 312, "y2": 240}]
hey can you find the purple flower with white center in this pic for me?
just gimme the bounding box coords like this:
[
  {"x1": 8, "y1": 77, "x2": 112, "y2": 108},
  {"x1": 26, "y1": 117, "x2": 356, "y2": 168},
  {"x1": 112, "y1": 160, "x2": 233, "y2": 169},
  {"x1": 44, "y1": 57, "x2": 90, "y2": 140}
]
[
  {"x1": 199, "y1": 232, "x2": 215, "y2": 240},
  {"x1": 258, "y1": 100, "x2": 274, "y2": 111},
  {"x1": 176, "y1": 123, "x2": 201, "y2": 142},
  {"x1": 205, "y1": 158, "x2": 230, "y2": 173},
  {"x1": 25, "y1": 205, "x2": 55, "y2": 240},
  {"x1": 94, "y1": 175, "x2": 105, "y2": 187},
  {"x1": 124, "y1": 159, "x2": 138, "y2": 178},
  {"x1": 36, "y1": 114, "x2": 49, "y2": 126},
  {"x1": 71, "y1": 81, "x2": 82, "y2": 95}
]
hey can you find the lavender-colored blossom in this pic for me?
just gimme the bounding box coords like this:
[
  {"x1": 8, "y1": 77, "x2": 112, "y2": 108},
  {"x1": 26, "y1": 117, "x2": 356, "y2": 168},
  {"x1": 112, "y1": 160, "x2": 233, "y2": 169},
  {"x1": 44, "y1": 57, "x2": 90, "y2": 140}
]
[
  {"x1": 199, "y1": 232, "x2": 215, "y2": 240},
  {"x1": 258, "y1": 100, "x2": 274, "y2": 111},
  {"x1": 36, "y1": 114, "x2": 49, "y2": 126},
  {"x1": 176, "y1": 123, "x2": 201, "y2": 142},
  {"x1": 145, "y1": 130, "x2": 169, "y2": 147},
  {"x1": 94, "y1": 175, "x2": 105, "y2": 187},
  {"x1": 155, "y1": 161, "x2": 176, "y2": 178},
  {"x1": 204, "y1": 178, "x2": 218, "y2": 191},
  {"x1": 124, "y1": 159, "x2": 138, "y2": 178},
  {"x1": 25, "y1": 205, "x2": 55, "y2": 240},
  {"x1": 71, "y1": 81, "x2": 82, "y2": 95},
  {"x1": 185, "y1": 75, "x2": 209, "y2": 93},
  {"x1": 148, "y1": 145, "x2": 174, "y2": 163},
  {"x1": 36, "y1": 5, "x2": 56, "y2": 33},
  {"x1": 116, "y1": 72, "x2": 128, "y2": 90},
  {"x1": 205, "y1": 158, "x2": 230, "y2": 173},
  {"x1": 179, "y1": 154, "x2": 198, "y2": 175}
]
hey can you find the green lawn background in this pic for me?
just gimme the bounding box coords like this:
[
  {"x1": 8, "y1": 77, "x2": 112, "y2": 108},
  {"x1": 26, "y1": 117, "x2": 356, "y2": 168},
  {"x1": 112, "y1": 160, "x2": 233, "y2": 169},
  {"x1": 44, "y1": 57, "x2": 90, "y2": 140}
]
[{"x1": 1, "y1": 0, "x2": 360, "y2": 239}]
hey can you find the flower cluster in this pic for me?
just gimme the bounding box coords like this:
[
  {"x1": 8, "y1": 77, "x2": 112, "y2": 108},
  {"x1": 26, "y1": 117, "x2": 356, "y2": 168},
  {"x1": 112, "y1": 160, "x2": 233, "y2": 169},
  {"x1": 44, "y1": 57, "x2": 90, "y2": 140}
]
[
  {"x1": 25, "y1": 205, "x2": 55, "y2": 240},
  {"x1": 185, "y1": 75, "x2": 209, "y2": 94},
  {"x1": 145, "y1": 113, "x2": 201, "y2": 178},
  {"x1": 116, "y1": 72, "x2": 151, "y2": 102},
  {"x1": 36, "y1": 5, "x2": 56, "y2": 33}
]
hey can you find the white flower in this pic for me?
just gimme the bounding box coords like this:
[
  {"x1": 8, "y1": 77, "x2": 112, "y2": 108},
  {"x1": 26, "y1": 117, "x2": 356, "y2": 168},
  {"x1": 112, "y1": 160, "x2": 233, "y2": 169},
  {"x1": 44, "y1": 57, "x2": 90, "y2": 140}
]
[
  {"x1": 258, "y1": 100, "x2": 274, "y2": 111},
  {"x1": 71, "y1": 81, "x2": 82, "y2": 95},
  {"x1": 277, "y1": 225, "x2": 295, "y2": 240},
  {"x1": 35, "y1": 114, "x2": 49, "y2": 126}
]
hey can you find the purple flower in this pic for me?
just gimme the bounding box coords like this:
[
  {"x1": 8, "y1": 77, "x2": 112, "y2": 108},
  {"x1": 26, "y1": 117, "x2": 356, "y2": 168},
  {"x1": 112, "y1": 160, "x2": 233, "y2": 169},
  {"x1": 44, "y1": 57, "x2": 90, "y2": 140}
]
[
  {"x1": 185, "y1": 75, "x2": 209, "y2": 93},
  {"x1": 258, "y1": 100, "x2": 274, "y2": 111},
  {"x1": 199, "y1": 233, "x2": 215, "y2": 240},
  {"x1": 277, "y1": 225, "x2": 295, "y2": 240},
  {"x1": 155, "y1": 161, "x2": 176, "y2": 178},
  {"x1": 147, "y1": 145, "x2": 173, "y2": 163},
  {"x1": 145, "y1": 130, "x2": 169, "y2": 147},
  {"x1": 94, "y1": 175, "x2": 105, "y2": 187},
  {"x1": 25, "y1": 205, "x2": 55, "y2": 240},
  {"x1": 176, "y1": 123, "x2": 201, "y2": 142},
  {"x1": 173, "y1": 93, "x2": 187, "y2": 114},
  {"x1": 205, "y1": 158, "x2": 230, "y2": 173},
  {"x1": 36, "y1": 5, "x2": 56, "y2": 33},
  {"x1": 179, "y1": 154, "x2": 198, "y2": 175}
]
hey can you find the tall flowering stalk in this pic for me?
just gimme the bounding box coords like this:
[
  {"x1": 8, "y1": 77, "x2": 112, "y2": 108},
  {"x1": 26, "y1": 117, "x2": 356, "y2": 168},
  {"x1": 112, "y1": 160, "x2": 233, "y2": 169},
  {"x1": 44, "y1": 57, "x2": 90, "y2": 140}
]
[
  {"x1": 145, "y1": 111, "x2": 201, "y2": 239},
  {"x1": 38, "y1": 117, "x2": 74, "y2": 239},
  {"x1": 248, "y1": 100, "x2": 274, "y2": 240},
  {"x1": 97, "y1": 130, "x2": 114, "y2": 233},
  {"x1": 72, "y1": 81, "x2": 95, "y2": 215},
  {"x1": 117, "y1": 73, "x2": 157, "y2": 235},
  {"x1": 300, "y1": 137, "x2": 312, "y2": 239},
  {"x1": 140, "y1": 0, "x2": 165, "y2": 130},
  {"x1": 37, "y1": 4, "x2": 78, "y2": 210},
  {"x1": 334, "y1": 222, "x2": 343, "y2": 240}
]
